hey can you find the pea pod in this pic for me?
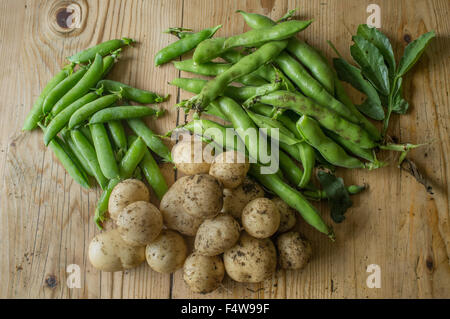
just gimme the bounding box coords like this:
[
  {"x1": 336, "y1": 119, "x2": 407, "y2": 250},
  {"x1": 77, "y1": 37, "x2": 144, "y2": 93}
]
[
  {"x1": 249, "y1": 163, "x2": 334, "y2": 240},
  {"x1": 296, "y1": 115, "x2": 364, "y2": 169},
  {"x1": 67, "y1": 38, "x2": 134, "y2": 64},
  {"x1": 42, "y1": 67, "x2": 88, "y2": 115},
  {"x1": 155, "y1": 25, "x2": 222, "y2": 66},
  {"x1": 70, "y1": 129, "x2": 109, "y2": 189},
  {"x1": 38, "y1": 124, "x2": 90, "y2": 189},
  {"x1": 324, "y1": 129, "x2": 375, "y2": 162},
  {"x1": 193, "y1": 20, "x2": 312, "y2": 63},
  {"x1": 182, "y1": 119, "x2": 247, "y2": 152},
  {"x1": 90, "y1": 123, "x2": 120, "y2": 179},
  {"x1": 245, "y1": 109, "x2": 302, "y2": 146},
  {"x1": 214, "y1": 97, "x2": 268, "y2": 163},
  {"x1": 89, "y1": 106, "x2": 162, "y2": 124},
  {"x1": 50, "y1": 54, "x2": 104, "y2": 117},
  {"x1": 140, "y1": 149, "x2": 168, "y2": 200},
  {"x1": 246, "y1": 90, "x2": 377, "y2": 149},
  {"x1": 101, "y1": 49, "x2": 121, "y2": 77},
  {"x1": 237, "y1": 10, "x2": 381, "y2": 141},
  {"x1": 185, "y1": 40, "x2": 288, "y2": 112},
  {"x1": 68, "y1": 94, "x2": 120, "y2": 129},
  {"x1": 127, "y1": 118, "x2": 172, "y2": 162},
  {"x1": 127, "y1": 136, "x2": 168, "y2": 200},
  {"x1": 60, "y1": 128, "x2": 94, "y2": 177},
  {"x1": 173, "y1": 59, "x2": 267, "y2": 86},
  {"x1": 120, "y1": 136, "x2": 147, "y2": 178},
  {"x1": 237, "y1": 10, "x2": 335, "y2": 95},
  {"x1": 94, "y1": 136, "x2": 147, "y2": 228},
  {"x1": 170, "y1": 77, "x2": 279, "y2": 102},
  {"x1": 43, "y1": 92, "x2": 99, "y2": 146},
  {"x1": 96, "y1": 79, "x2": 167, "y2": 104},
  {"x1": 107, "y1": 120, "x2": 127, "y2": 154},
  {"x1": 23, "y1": 64, "x2": 73, "y2": 130}
]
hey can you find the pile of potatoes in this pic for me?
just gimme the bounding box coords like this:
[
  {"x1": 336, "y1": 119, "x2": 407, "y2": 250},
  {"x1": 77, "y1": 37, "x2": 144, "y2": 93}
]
[{"x1": 88, "y1": 138, "x2": 312, "y2": 294}]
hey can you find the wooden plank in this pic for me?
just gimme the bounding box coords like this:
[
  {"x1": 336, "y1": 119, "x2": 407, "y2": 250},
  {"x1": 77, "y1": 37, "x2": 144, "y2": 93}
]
[{"x1": 0, "y1": 0, "x2": 449, "y2": 299}]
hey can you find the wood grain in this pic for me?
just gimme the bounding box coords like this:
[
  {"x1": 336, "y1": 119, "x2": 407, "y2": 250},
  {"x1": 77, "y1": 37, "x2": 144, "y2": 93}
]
[{"x1": 0, "y1": 0, "x2": 448, "y2": 299}]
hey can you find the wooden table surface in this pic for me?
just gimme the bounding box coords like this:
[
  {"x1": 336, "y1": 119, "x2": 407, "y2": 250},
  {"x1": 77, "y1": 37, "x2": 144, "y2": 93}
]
[{"x1": 0, "y1": 0, "x2": 449, "y2": 299}]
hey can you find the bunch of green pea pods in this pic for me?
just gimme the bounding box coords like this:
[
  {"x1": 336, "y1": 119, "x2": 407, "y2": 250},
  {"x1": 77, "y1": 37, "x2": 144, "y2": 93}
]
[
  {"x1": 23, "y1": 38, "x2": 170, "y2": 228},
  {"x1": 155, "y1": 10, "x2": 427, "y2": 239}
]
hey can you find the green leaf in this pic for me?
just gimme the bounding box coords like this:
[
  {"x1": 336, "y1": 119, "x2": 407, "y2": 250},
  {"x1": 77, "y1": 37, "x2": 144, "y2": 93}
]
[
  {"x1": 333, "y1": 57, "x2": 384, "y2": 120},
  {"x1": 317, "y1": 171, "x2": 353, "y2": 223},
  {"x1": 357, "y1": 24, "x2": 396, "y2": 75},
  {"x1": 390, "y1": 77, "x2": 409, "y2": 114},
  {"x1": 396, "y1": 31, "x2": 435, "y2": 78},
  {"x1": 358, "y1": 99, "x2": 385, "y2": 120},
  {"x1": 351, "y1": 35, "x2": 390, "y2": 95}
]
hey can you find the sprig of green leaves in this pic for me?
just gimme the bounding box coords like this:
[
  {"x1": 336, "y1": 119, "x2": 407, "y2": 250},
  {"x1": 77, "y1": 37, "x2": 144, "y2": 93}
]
[{"x1": 330, "y1": 25, "x2": 435, "y2": 135}]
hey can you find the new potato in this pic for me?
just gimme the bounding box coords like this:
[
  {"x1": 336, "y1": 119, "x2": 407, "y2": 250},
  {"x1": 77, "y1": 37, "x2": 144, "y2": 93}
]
[
  {"x1": 223, "y1": 232, "x2": 277, "y2": 283},
  {"x1": 221, "y1": 177, "x2": 264, "y2": 221},
  {"x1": 108, "y1": 179, "x2": 150, "y2": 220},
  {"x1": 116, "y1": 201, "x2": 163, "y2": 246},
  {"x1": 241, "y1": 198, "x2": 280, "y2": 238},
  {"x1": 272, "y1": 197, "x2": 296, "y2": 233},
  {"x1": 209, "y1": 151, "x2": 249, "y2": 188},
  {"x1": 88, "y1": 229, "x2": 146, "y2": 272},
  {"x1": 277, "y1": 232, "x2": 312, "y2": 270},
  {"x1": 182, "y1": 174, "x2": 223, "y2": 219},
  {"x1": 172, "y1": 139, "x2": 214, "y2": 175},
  {"x1": 160, "y1": 176, "x2": 204, "y2": 236},
  {"x1": 146, "y1": 230, "x2": 187, "y2": 273},
  {"x1": 194, "y1": 213, "x2": 240, "y2": 256},
  {"x1": 183, "y1": 252, "x2": 225, "y2": 294}
]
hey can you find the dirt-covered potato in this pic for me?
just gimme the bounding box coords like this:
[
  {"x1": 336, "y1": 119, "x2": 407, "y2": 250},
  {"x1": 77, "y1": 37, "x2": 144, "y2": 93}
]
[
  {"x1": 221, "y1": 177, "x2": 264, "y2": 221},
  {"x1": 209, "y1": 151, "x2": 249, "y2": 189},
  {"x1": 276, "y1": 232, "x2": 312, "y2": 270},
  {"x1": 223, "y1": 232, "x2": 277, "y2": 283},
  {"x1": 146, "y1": 230, "x2": 187, "y2": 273},
  {"x1": 194, "y1": 214, "x2": 241, "y2": 256},
  {"x1": 183, "y1": 252, "x2": 225, "y2": 294},
  {"x1": 160, "y1": 176, "x2": 204, "y2": 236},
  {"x1": 108, "y1": 179, "x2": 150, "y2": 220},
  {"x1": 241, "y1": 198, "x2": 280, "y2": 238},
  {"x1": 172, "y1": 139, "x2": 214, "y2": 175},
  {"x1": 271, "y1": 197, "x2": 296, "y2": 233},
  {"x1": 182, "y1": 174, "x2": 223, "y2": 219},
  {"x1": 116, "y1": 201, "x2": 163, "y2": 246},
  {"x1": 88, "y1": 229, "x2": 146, "y2": 272}
]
